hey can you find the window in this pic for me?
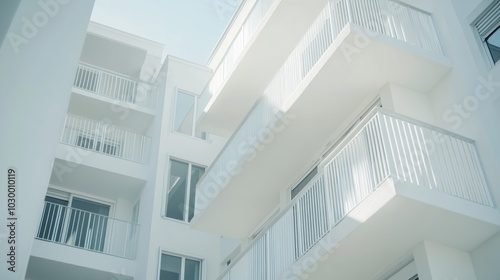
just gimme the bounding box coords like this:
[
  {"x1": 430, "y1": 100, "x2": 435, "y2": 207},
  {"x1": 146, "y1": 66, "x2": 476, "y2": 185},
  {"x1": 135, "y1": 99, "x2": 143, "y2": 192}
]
[
  {"x1": 174, "y1": 90, "x2": 206, "y2": 140},
  {"x1": 165, "y1": 159, "x2": 205, "y2": 222},
  {"x1": 37, "y1": 196, "x2": 68, "y2": 242},
  {"x1": 159, "y1": 253, "x2": 201, "y2": 280},
  {"x1": 37, "y1": 195, "x2": 110, "y2": 252},
  {"x1": 76, "y1": 134, "x2": 120, "y2": 156},
  {"x1": 291, "y1": 167, "x2": 318, "y2": 199},
  {"x1": 486, "y1": 26, "x2": 500, "y2": 63},
  {"x1": 385, "y1": 261, "x2": 418, "y2": 280},
  {"x1": 67, "y1": 197, "x2": 110, "y2": 251},
  {"x1": 475, "y1": 0, "x2": 500, "y2": 64}
]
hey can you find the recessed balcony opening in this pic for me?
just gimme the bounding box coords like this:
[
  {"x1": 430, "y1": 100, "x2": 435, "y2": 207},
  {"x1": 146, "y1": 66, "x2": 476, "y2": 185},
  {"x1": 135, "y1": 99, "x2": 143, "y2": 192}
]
[
  {"x1": 60, "y1": 114, "x2": 151, "y2": 164},
  {"x1": 73, "y1": 63, "x2": 158, "y2": 110},
  {"x1": 36, "y1": 195, "x2": 139, "y2": 259}
]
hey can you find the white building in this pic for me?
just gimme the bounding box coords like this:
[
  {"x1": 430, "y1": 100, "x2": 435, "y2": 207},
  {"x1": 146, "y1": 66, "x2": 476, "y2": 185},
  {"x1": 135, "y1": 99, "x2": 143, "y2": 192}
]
[{"x1": 1, "y1": 0, "x2": 500, "y2": 280}]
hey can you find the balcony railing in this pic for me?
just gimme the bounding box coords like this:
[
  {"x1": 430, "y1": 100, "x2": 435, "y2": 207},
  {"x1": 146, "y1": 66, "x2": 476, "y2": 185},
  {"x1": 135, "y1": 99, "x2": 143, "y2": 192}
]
[
  {"x1": 198, "y1": 0, "x2": 443, "y2": 192},
  {"x1": 74, "y1": 63, "x2": 157, "y2": 110},
  {"x1": 217, "y1": 109, "x2": 492, "y2": 280},
  {"x1": 207, "y1": 0, "x2": 276, "y2": 97},
  {"x1": 60, "y1": 114, "x2": 151, "y2": 163},
  {"x1": 36, "y1": 201, "x2": 139, "y2": 259}
]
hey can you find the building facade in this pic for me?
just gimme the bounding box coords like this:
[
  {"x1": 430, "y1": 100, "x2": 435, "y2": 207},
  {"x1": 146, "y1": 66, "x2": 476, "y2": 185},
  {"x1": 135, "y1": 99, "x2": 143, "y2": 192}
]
[
  {"x1": 192, "y1": 0, "x2": 500, "y2": 279},
  {"x1": 1, "y1": 0, "x2": 500, "y2": 280}
]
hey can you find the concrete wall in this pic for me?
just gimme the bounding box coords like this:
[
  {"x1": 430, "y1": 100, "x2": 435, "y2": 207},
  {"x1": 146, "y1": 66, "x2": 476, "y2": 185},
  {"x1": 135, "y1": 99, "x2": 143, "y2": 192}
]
[
  {"x1": 471, "y1": 233, "x2": 500, "y2": 280},
  {"x1": 0, "y1": 1, "x2": 94, "y2": 279},
  {"x1": 0, "y1": 1, "x2": 21, "y2": 44},
  {"x1": 135, "y1": 56, "x2": 228, "y2": 280}
]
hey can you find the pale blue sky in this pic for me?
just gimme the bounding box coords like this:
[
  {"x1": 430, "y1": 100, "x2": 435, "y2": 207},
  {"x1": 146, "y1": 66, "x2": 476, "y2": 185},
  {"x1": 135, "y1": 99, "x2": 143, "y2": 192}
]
[{"x1": 91, "y1": 0, "x2": 243, "y2": 65}]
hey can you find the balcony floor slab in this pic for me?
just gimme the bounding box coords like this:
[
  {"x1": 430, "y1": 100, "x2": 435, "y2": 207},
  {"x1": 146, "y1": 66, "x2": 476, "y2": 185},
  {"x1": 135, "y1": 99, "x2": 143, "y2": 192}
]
[
  {"x1": 28, "y1": 239, "x2": 135, "y2": 280},
  {"x1": 51, "y1": 148, "x2": 146, "y2": 200},
  {"x1": 68, "y1": 89, "x2": 155, "y2": 134}
]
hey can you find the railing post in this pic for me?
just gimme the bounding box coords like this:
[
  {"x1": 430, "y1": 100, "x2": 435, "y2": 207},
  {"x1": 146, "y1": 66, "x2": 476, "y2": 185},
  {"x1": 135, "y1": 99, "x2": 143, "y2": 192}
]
[
  {"x1": 470, "y1": 142, "x2": 495, "y2": 207},
  {"x1": 375, "y1": 111, "x2": 396, "y2": 181},
  {"x1": 95, "y1": 68, "x2": 102, "y2": 94},
  {"x1": 322, "y1": 170, "x2": 335, "y2": 229},
  {"x1": 346, "y1": 0, "x2": 353, "y2": 22},
  {"x1": 61, "y1": 205, "x2": 71, "y2": 246}
]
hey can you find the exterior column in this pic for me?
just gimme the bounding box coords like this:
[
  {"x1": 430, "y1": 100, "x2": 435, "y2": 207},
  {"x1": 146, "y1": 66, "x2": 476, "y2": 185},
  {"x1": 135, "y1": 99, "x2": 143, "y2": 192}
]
[
  {"x1": 0, "y1": 0, "x2": 94, "y2": 279},
  {"x1": 413, "y1": 241, "x2": 477, "y2": 280}
]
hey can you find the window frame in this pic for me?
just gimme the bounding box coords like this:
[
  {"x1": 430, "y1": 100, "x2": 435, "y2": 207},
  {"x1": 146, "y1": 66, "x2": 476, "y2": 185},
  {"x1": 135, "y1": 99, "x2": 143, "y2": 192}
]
[
  {"x1": 385, "y1": 260, "x2": 418, "y2": 280},
  {"x1": 157, "y1": 251, "x2": 203, "y2": 280},
  {"x1": 290, "y1": 166, "x2": 318, "y2": 200},
  {"x1": 39, "y1": 188, "x2": 115, "y2": 252},
  {"x1": 485, "y1": 25, "x2": 500, "y2": 64},
  {"x1": 163, "y1": 157, "x2": 206, "y2": 223},
  {"x1": 473, "y1": 0, "x2": 500, "y2": 67},
  {"x1": 172, "y1": 89, "x2": 207, "y2": 140}
]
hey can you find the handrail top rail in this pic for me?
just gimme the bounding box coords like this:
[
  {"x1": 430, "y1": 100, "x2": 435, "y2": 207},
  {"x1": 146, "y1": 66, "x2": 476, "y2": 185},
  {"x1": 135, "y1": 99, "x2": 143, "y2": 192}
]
[
  {"x1": 376, "y1": 108, "x2": 474, "y2": 143},
  {"x1": 43, "y1": 200, "x2": 139, "y2": 226},
  {"x1": 320, "y1": 108, "x2": 475, "y2": 169}
]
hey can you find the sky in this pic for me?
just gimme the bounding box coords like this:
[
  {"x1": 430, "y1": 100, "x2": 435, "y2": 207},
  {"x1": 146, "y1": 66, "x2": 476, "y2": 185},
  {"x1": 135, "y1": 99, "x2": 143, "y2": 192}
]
[{"x1": 90, "y1": 0, "x2": 243, "y2": 65}]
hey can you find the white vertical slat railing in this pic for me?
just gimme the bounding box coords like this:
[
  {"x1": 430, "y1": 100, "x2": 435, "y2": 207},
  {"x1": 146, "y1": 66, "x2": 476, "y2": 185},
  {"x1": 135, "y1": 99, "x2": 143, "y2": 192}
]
[
  {"x1": 36, "y1": 201, "x2": 139, "y2": 259},
  {"x1": 60, "y1": 114, "x2": 151, "y2": 164},
  {"x1": 74, "y1": 63, "x2": 158, "y2": 110},
  {"x1": 197, "y1": 0, "x2": 443, "y2": 196},
  {"x1": 217, "y1": 109, "x2": 492, "y2": 280},
  {"x1": 207, "y1": 0, "x2": 277, "y2": 96},
  {"x1": 201, "y1": 0, "x2": 442, "y2": 118}
]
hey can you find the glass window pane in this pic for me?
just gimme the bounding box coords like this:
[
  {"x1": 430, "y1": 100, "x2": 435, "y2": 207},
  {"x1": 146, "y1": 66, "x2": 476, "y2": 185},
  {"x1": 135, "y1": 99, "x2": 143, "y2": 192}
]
[
  {"x1": 71, "y1": 197, "x2": 110, "y2": 215},
  {"x1": 160, "y1": 254, "x2": 182, "y2": 280},
  {"x1": 174, "y1": 91, "x2": 195, "y2": 136},
  {"x1": 184, "y1": 259, "x2": 201, "y2": 280},
  {"x1": 68, "y1": 198, "x2": 109, "y2": 252},
  {"x1": 37, "y1": 197, "x2": 68, "y2": 241},
  {"x1": 291, "y1": 167, "x2": 318, "y2": 199},
  {"x1": 188, "y1": 165, "x2": 205, "y2": 222},
  {"x1": 166, "y1": 160, "x2": 189, "y2": 220},
  {"x1": 486, "y1": 26, "x2": 500, "y2": 64}
]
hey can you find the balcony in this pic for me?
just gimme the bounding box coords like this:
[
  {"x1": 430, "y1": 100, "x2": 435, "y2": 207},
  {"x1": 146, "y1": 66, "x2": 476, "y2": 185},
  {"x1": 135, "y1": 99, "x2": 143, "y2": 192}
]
[
  {"x1": 198, "y1": 0, "x2": 449, "y2": 137},
  {"x1": 35, "y1": 201, "x2": 139, "y2": 259},
  {"x1": 60, "y1": 114, "x2": 151, "y2": 164},
  {"x1": 73, "y1": 62, "x2": 157, "y2": 109},
  {"x1": 198, "y1": 0, "x2": 330, "y2": 136},
  {"x1": 215, "y1": 109, "x2": 499, "y2": 280},
  {"x1": 68, "y1": 63, "x2": 158, "y2": 132},
  {"x1": 192, "y1": 0, "x2": 451, "y2": 237},
  {"x1": 207, "y1": 0, "x2": 276, "y2": 95}
]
